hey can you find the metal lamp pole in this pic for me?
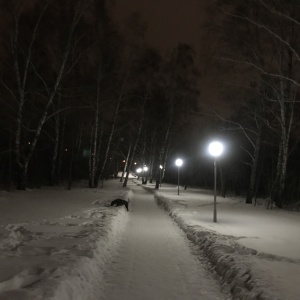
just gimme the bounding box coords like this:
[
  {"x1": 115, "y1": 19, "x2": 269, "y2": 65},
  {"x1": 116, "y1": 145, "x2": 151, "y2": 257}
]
[
  {"x1": 159, "y1": 165, "x2": 163, "y2": 187},
  {"x1": 175, "y1": 159, "x2": 183, "y2": 195},
  {"x1": 213, "y1": 158, "x2": 217, "y2": 222},
  {"x1": 208, "y1": 141, "x2": 223, "y2": 223},
  {"x1": 177, "y1": 166, "x2": 180, "y2": 195}
]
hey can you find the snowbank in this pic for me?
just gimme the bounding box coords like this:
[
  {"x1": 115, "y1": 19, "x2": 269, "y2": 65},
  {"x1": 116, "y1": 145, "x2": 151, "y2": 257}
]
[
  {"x1": 0, "y1": 181, "x2": 132, "y2": 300},
  {"x1": 50, "y1": 208, "x2": 129, "y2": 300},
  {"x1": 155, "y1": 194, "x2": 264, "y2": 299}
]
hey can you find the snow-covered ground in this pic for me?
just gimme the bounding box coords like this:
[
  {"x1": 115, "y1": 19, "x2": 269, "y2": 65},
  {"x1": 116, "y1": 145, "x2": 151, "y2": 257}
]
[
  {"x1": 0, "y1": 178, "x2": 299, "y2": 299},
  {"x1": 99, "y1": 184, "x2": 228, "y2": 300},
  {"x1": 0, "y1": 180, "x2": 132, "y2": 299},
  {"x1": 142, "y1": 181, "x2": 300, "y2": 300}
]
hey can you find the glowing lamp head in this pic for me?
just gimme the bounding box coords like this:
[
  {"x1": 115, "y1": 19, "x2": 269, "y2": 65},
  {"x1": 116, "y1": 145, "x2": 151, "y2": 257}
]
[
  {"x1": 209, "y1": 141, "x2": 223, "y2": 157},
  {"x1": 175, "y1": 158, "x2": 183, "y2": 167},
  {"x1": 136, "y1": 168, "x2": 142, "y2": 173},
  {"x1": 143, "y1": 166, "x2": 148, "y2": 172}
]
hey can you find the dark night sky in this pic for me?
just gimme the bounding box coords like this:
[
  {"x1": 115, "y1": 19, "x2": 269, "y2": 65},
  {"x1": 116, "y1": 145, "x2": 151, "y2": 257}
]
[
  {"x1": 112, "y1": 0, "x2": 208, "y2": 53},
  {"x1": 111, "y1": 0, "x2": 231, "y2": 115}
]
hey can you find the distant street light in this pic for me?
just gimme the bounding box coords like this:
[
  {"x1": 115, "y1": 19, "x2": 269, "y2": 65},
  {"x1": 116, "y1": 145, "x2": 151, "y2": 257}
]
[
  {"x1": 208, "y1": 141, "x2": 223, "y2": 222},
  {"x1": 175, "y1": 158, "x2": 183, "y2": 195},
  {"x1": 159, "y1": 165, "x2": 163, "y2": 187},
  {"x1": 143, "y1": 165, "x2": 148, "y2": 184},
  {"x1": 136, "y1": 168, "x2": 142, "y2": 180}
]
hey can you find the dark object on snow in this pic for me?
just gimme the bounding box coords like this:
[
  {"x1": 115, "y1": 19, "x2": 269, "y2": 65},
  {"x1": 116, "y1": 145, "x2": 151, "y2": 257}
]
[{"x1": 110, "y1": 198, "x2": 130, "y2": 211}]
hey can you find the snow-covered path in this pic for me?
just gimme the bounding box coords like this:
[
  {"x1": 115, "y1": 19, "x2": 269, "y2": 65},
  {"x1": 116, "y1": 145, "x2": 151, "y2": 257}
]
[{"x1": 100, "y1": 184, "x2": 227, "y2": 300}]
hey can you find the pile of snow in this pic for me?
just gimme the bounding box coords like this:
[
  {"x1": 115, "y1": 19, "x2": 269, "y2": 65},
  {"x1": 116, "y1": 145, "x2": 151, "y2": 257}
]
[
  {"x1": 50, "y1": 209, "x2": 128, "y2": 300},
  {"x1": 0, "y1": 180, "x2": 132, "y2": 300},
  {"x1": 155, "y1": 195, "x2": 263, "y2": 299},
  {"x1": 0, "y1": 224, "x2": 32, "y2": 252}
]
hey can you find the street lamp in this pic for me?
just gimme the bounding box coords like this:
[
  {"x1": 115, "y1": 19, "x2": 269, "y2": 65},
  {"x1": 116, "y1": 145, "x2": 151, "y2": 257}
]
[
  {"x1": 175, "y1": 158, "x2": 183, "y2": 195},
  {"x1": 159, "y1": 165, "x2": 163, "y2": 187},
  {"x1": 136, "y1": 168, "x2": 142, "y2": 180},
  {"x1": 143, "y1": 165, "x2": 148, "y2": 184},
  {"x1": 208, "y1": 141, "x2": 223, "y2": 223}
]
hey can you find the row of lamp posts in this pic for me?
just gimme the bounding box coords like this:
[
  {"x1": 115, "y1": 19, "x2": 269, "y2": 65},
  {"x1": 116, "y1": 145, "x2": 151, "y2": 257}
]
[
  {"x1": 136, "y1": 165, "x2": 163, "y2": 185},
  {"x1": 173, "y1": 141, "x2": 224, "y2": 223},
  {"x1": 136, "y1": 166, "x2": 148, "y2": 184},
  {"x1": 134, "y1": 141, "x2": 223, "y2": 223}
]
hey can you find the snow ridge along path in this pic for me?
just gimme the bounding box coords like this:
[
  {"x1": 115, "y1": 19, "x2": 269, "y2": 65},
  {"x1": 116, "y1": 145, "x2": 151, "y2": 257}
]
[
  {"x1": 100, "y1": 183, "x2": 228, "y2": 300},
  {"x1": 0, "y1": 182, "x2": 132, "y2": 300}
]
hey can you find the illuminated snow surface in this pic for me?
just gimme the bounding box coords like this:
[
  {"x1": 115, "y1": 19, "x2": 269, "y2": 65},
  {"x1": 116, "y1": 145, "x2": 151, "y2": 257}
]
[{"x1": 0, "y1": 178, "x2": 299, "y2": 299}]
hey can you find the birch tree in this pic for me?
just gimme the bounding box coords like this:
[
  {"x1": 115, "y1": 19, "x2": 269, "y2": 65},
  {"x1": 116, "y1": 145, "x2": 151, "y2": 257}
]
[
  {"x1": 217, "y1": 0, "x2": 300, "y2": 205},
  {"x1": 1, "y1": 0, "x2": 91, "y2": 189},
  {"x1": 93, "y1": 73, "x2": 129, "y2": 187}
]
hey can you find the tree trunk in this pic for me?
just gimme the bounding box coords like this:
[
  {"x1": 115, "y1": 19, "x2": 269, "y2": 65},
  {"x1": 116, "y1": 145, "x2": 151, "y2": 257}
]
[
  {"x1": 123, "y1": 98, "x2": 146, "y2": 188},
  {"x1": 120, "y1": 143, "x2": 131, "y2": 183},
  {"x1": 246, "y1": 123, "x2": 262, "y2": 204},
  {"x1": 155, "y1": 103, "x2": 173, "y2": 189},
  {"x1": 97, "y1": 74, "x2": 127, "y2": 186},
  {"x1": 89, "y1": 124, "x2": 95, "y2": 188},
  {"x1": 57, "y1": 114, "x2": 66, "y2": 185},
  {"x1": 67, "y1": 146, "x2": 75, "y2": 190},
  {"x1": 89, "y1": 67, "x2": 102, "y2": 188},
  {"x1": 17, "y1": 161, "x2": 29, "y2": 190},
  {"x1": 273, "y1": 76, "x2": 295, "y2": 207},
  {"x1": 277, "y1": 100, "x2": 294, "y2": 207},
  {"x1": 7, "y1": 122, "x2": 13, "y2": 191},
  {"x1": 140, "y1": 133, "x2": 147, "y2": 184},
  {"x1": 50, "y1": 108, "x2": 60, "y2": 186},
  {"x1": 148, "y1": 132, "x2": 157, "y2": 183}
]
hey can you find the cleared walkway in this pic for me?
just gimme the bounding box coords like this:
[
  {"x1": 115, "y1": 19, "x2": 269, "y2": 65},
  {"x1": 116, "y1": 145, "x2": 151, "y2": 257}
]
[{"x1": 100, "y1": 183, "x2": 227, "y2": 300}]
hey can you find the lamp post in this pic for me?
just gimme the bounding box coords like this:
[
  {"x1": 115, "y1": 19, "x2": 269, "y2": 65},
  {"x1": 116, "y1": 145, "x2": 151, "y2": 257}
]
[
  {"x1": 208, "y1": 141, "x2": 223, "y2": 223},
  {"x1": 159, "y1": 165, "x2": 163, "y2": 187},
  {"x1": 143, "y1": 165, "x2": 148, "y2": 184},
  {"x1": 175, "y1": 158, "x2": 183, "y2": 195},
  {"x1": 136, "y1": 168, "x2": 142, "y2": 180}
]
